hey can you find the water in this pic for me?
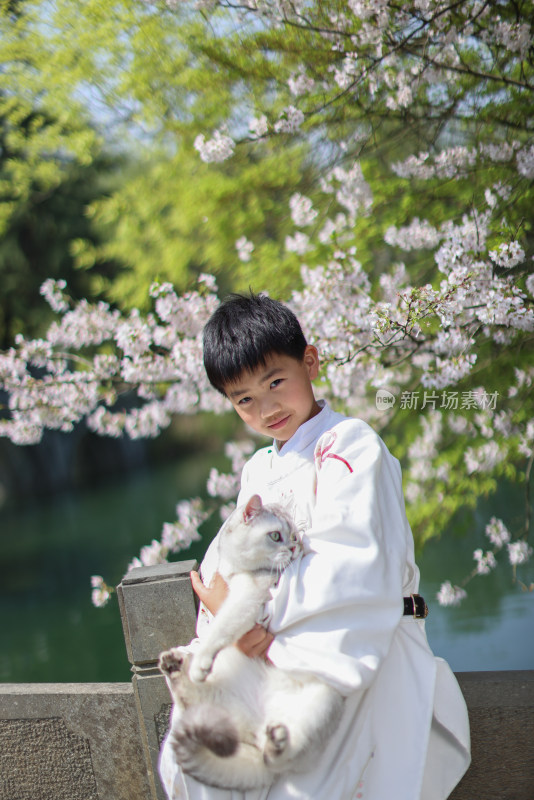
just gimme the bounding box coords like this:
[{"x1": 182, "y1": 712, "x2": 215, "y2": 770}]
[
  {"x1": 0, "y1": 455, "x2": 221, "y2": 683},
  {"x1": 1, "y1": 453, "x2": 533, "y2": 683},
  {"x1": 418, "y1": 529, "x2": 534, "y2": 672}
]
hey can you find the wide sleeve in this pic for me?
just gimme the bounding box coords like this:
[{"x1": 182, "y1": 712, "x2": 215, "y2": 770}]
[{"x1": 266, "y1": 420, "x2": 411, "y2": 696}]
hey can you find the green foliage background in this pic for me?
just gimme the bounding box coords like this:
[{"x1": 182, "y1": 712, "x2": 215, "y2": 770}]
[{"x1": 1, "y1": 0, "x2": 533, "y2": 555}]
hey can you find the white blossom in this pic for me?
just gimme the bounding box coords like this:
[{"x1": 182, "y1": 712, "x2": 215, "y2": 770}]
[
  {"x1": 485, "y1": 517, "x2": 511, "y2": 549},
  {"x1": 47, "y1": 301, "x2": 120, "y2": 348},
  {"x1": 124, "y1": 402, "x2": 171, "y2": 439},
  {"x1": 517, "y1": 145, "x2": 534, "y2": 179},
  {"x1": 437, "y1": 581, "x2": 467, "y2": 607},
  {"x1": 194, "y1": 130, "x2": 235, "y2": 162},
  {"x1": 318, "y1": 213, "x2": 348, "y2": 243},
  {"x1": 489, "y1": 242, "x2": 525, "y2": 269},
  {"x1": 91, "y1": 576, "x2": 111, "y2": 608},
  {"x1": 40, "y1": 279, "x2": 69, "y2": 313},
  {"x1": 224, "y1": 439, "x2": 255, "y2": 473},
  {"x1": 235, "y1": 236, "x2": 254, "y2": 262},
  {"x1": 274, "y1": 106, "x2": 304, "y2": 133},
  {"x1": 421, "y1": 354, "x2": 477, "y2": 390},
  {"x1": 433, "y1": 328, "x2": 474, "y2": 357},
  {"x1": 160, "y1": 519, "x2": 200, "y2": 552},
  {"x1": 0, "y1": 418, "x2": 43, "y2": 445},
  {"x1": 87, "y1": 407, "x2": 125, "y2": 438},
  {"x1": 288, "y1": 69, "x2": 315, "y2": 97},
  {"x1": 384, "y1": 218, "x2": 441, "y2": 251},
  {"x1": 473, "y1": 548, "x2": 497, "y2": 575},
  {"x1": 289, "y1": 193, "x2": 318, "y2": 227},
  {"x1": 493, "y1": 21, "x2": 532, "y2": 59},
  {"x1": 137, "y1": 539, "x2": 168, "y2": 567},
  {"x1": 115, "y1": 311, "x2": 153, "y2": 358},
  {"x1": 327, "y1": 162, "x2": 373, "y2": 218},
  {"x1": 507, "y1": 540, "x2": 533, "y2": 566},
  {"x1": 285, "y1": 231, "x2": 312, "y2": 255},
  {"x1": 332, "y1": 55, "x2": 359, "y2": 89},
  {"x1": 198, "y1": 273, "x2": 218, "y2": 291},
  {"x1": 464, "y1": 440, "x2": 502, "y2": 474},
  {"x1": 392, "y1": 147, "x2": 477, "y2": 180},
  {"x1": 13, "y1": 335, "x2": 53, "y2": 367},
  {"x1": 207, "y1": 467, "x2": 240, "y2": 500},
  {"x1": 249, "y1": 115, "x2": 269, "y2": 138}
]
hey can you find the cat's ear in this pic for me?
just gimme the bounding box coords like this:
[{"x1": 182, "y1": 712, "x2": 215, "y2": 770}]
[{"x1": 243, "y1": 494, "x2": 263, "y2": 523}]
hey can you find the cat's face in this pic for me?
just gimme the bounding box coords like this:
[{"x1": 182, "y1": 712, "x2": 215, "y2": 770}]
[{"x1": 225, "y1": 495, "x2": 301, "y2": 574}]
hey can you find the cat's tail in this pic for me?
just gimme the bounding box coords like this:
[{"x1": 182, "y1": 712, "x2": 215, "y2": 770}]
[
  {"x1": 171, "y1": 704, "x2": 238, "y2": 760},
  {"x1": 169, "y1": 704, "x2": 272, "y2": 790}
]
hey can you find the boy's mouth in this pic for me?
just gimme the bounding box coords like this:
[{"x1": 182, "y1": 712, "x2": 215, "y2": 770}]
[{"x1": 268, "y1": 415, "x2": 290, "y2": 431}]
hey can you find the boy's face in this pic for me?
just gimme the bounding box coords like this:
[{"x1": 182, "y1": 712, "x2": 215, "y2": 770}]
[{"x1": 224, "y1": 346, "x2": 321, "y2": 449}]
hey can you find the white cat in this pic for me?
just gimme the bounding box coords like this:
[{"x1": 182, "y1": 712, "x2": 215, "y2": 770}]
[{"x1": 158, "y1": 494, "x2": 344, "y2": 791}]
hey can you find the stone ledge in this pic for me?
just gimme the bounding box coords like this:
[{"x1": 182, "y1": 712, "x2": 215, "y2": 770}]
[
  {"x1": 450, "y1": 671, "x2": 534, "y2": 800},
  {"x1": 121, "y1": 560, "x2": 197, "y2": 585},
  {"x1": 0, "y1": 682, "x2": 151, "y2": 800},
  {"x1": 0, "y1": 682, "x2": 133, "y2": 695}
]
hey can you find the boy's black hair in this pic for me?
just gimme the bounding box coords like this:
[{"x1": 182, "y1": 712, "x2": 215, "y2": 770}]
[{"x1": 203, "y1": 292, "x2": 308, "y2": 394}]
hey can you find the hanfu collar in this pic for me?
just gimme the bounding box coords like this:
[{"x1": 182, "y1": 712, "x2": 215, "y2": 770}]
[{"x1": 273, "y1": 399, "x2": 341, "y2": 457}]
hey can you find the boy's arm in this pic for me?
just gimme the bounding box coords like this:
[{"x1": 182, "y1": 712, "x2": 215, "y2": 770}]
[
  {"x1": 236, "y1": 624, "x2": 273, "y2": 660},
  {"x1": 191, "y1": 569, "x2": 274, "y2": 659},
  {"x1": 190, "y1": 570, "x2": 228, "y2": 615}
]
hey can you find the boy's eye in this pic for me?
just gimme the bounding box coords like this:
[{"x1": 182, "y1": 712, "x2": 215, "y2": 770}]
[
  {"x1": 268, "y1": 530, "x2": 282, "y2": 542},
  {"x1": 238, "y1": 396, "x2": 251, "y2": 406},
  {"x1": 270, "y1": 378, "x2": 283, "y2": 389}
]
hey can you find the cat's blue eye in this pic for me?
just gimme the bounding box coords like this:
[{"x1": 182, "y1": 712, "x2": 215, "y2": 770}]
[{"x1": 268, "y1": 531, "x2": 282, "y2": 542}]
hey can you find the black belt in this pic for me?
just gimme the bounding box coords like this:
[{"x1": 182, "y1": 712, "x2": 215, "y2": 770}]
[{"x1": 403, "y1": 594, "x2": 429, "y2": 619}]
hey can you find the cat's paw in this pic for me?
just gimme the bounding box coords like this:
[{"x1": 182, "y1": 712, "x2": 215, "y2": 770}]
[
  {"x1": 263, "y1": 724, "x2": 289, "y2": 765},
  {"x1": 158, "y1": 648, "x2": 187, "y2": 676},
  {"x1": 188, "y1": 653, "x2": 214, "y2": 683}
]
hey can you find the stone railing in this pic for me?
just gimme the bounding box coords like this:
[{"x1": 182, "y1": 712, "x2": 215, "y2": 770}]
[{"x1": 1, "y1": 560, "x2": 533, "y2": 800}]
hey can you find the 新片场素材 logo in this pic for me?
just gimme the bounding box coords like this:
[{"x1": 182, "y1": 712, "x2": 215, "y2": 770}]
[{"x1": 375, "y1": 389, "x2": 396, "y2": 411}]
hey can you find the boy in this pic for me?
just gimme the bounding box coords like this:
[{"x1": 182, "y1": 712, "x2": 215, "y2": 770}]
[{"x1": 159, "y1": 292, "x2": 470, "y2": 800}]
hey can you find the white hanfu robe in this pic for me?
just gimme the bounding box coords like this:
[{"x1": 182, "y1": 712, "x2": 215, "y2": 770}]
[{"x1": 159, "y1": 401, "x2": 470, "y2": 800}]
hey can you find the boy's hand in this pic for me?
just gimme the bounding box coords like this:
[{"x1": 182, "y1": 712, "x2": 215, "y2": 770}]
[
  {"x1": 190, "y1": 570, "x2": 229, "y2": 615},
  {"x1": 236, "y1": 623, "x2": 273, "y2": 662}
]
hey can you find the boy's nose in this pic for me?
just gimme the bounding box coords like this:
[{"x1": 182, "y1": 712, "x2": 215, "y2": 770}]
[{"x1": 260, "y1": 397, "x2": 281, "y2": 419}]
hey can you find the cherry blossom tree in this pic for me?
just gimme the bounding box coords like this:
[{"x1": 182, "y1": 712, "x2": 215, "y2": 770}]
[{"x1": 1, "y1": 0, "x2": 533, "y2": 605}]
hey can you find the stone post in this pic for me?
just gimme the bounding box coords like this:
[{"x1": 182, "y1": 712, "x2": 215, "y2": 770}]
[{"x1": 116, "y1": 560, "x2": 198, "y2": 800}]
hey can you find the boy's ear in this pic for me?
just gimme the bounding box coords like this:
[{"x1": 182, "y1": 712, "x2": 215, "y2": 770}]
[
  {"x1": 243, "y1": 494, "x2": 263, "y2": 523},
  {"x1": 303, "y1": 345, "x2": 320, "y2": 380}
]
